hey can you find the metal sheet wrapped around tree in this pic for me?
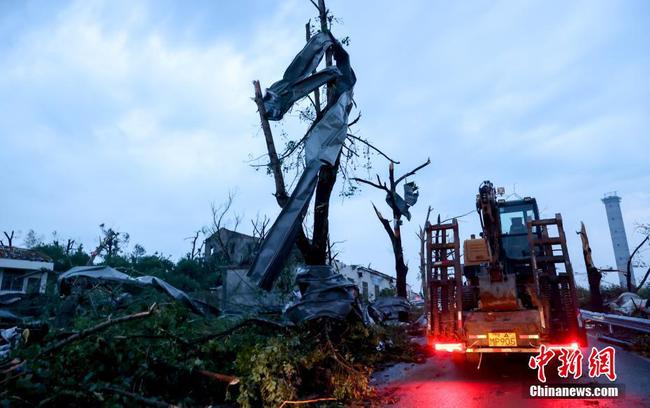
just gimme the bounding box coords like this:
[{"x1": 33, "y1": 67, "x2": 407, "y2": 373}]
[{"x1": 247, "y1": 31, "x2": 356, "y2": 290}]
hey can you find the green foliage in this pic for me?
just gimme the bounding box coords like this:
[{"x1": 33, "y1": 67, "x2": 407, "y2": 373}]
[
  {"x1": 4, "y1": 303, "x2": 419, "y2": 407},
  {"x1": 5, "y1": 234, "x2": 419, "y2": 406},
  {"x1": 379, "y1": 287, "x2": 396, "y2": 297},
  {"x1": 33, "y1": 242, "x2": 89, "y2": 272},
  {"x1": 238, "y1": 336, "x2": 300, "y2": 407}
]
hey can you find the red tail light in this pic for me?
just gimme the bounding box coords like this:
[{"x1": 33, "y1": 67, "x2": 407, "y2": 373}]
[
  {"x1": 434, "y1": 342, "x2": 464, "y2": 352},
  {"x1": 547, "y1": 341, "x2": 580, "y2": 350}
]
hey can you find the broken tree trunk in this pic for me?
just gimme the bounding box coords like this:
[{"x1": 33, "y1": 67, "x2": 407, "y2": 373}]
[
  {"x1": 627, "y1": 235, "x2": 649, "y2": 293},
  {"x1": 579, "y1": 222, "x2": 603, "y2": 312},
  {"x1": 354, "y1": 159, "x2": 430, "y2": 302},
  {"x1": 249, "y1": 0, "x2": 342, "y2": 266},
  {"x1": 308, "y1": 0, "x2": 338, "y2": 266},
  {"x1": 252, "y1": 81, "x2": 315, "y2": 260},
  {"x1": 418, "y1": 206, "x2": 432, "y2": 306},
  {"x1": 253, "y1": 80, "x2": 289, "y2": 208}
]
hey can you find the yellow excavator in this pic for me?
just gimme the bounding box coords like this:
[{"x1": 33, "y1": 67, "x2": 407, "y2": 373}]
[{"x1": 425, "y1": 181, "x2": 586, "y2": 359}]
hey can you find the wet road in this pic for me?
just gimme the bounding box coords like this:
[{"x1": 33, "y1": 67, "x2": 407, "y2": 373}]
[{"x1": 372, "y1": 333, "x2": 650, "y2": 408}]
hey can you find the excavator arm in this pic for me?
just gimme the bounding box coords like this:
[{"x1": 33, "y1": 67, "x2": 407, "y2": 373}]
[{"x1": 476, "y1": 181, "x2": 504, "y2": 282}]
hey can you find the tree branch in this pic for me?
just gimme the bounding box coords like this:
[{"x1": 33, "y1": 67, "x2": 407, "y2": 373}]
[
  {"x1": 635, "y1": 266, "x2": 650, "y2": 292},
  {"x1": 253, "y1": 80, "x2": 289, "y2": 207},
  {"x1": 3, "y1": 231, "x2": 14, "y2": 248},
  {"x1": 37, "y1": 303, "x2": 158, "y2": 357},
  {"x1": 346, "y1": 134, "x2": 399, "y2": 164},
  {"x1": 347, "y1": 112, "x2": 361, "y2": 128},
  {"x1": 631, "y1": 234, "x2": 650, "y2": 292},
  {"x1": 100, "y1": 386, "x2": 178, "y2": 408},
  {"x1": 372, "y1": 203, "x2": 395, "y2": 244},
  {"x1": 351, "y1": 177, "x2": 389, "y2": 192},
  {"x1": 395, "y1": 157, "x2": 431, "y2": 185}
]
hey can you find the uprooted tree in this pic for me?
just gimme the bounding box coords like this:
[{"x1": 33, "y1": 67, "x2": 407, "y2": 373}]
[{"x1": 353, "y1": 159, "x2": 431, "y2": 301}]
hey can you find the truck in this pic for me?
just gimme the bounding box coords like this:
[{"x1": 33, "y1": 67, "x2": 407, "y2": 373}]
[{"x1": 425, "y1": 181, "x2": 586, "y2": 361}]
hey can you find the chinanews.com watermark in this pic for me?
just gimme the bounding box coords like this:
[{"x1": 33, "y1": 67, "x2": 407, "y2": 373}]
[
  {"x1": 526, "y1": 345, "x2": 624, "y2": 399},
  {"x1": 528, "y1": 384, "x2": 622, "y2": 398}
]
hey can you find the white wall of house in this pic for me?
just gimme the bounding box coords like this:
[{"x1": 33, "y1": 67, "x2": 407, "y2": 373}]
[
  {"x1": 334, "y1": 261, "x2": 395, "y2": 301},
  {"x1": 0, "y1": 258, "x2": 53, "y2": 295}
]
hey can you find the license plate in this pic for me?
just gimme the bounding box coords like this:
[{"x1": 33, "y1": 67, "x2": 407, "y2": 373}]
[{"x1": 488, "y1": 332, "x2": 517, "y2": 347}]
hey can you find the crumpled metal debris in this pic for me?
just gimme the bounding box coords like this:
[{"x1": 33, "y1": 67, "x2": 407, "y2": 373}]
[
  {"x1": 403, "y1": 182, "x2": 419, "y2": 207},
  {"x1": 263, "y1": 32, "x2": 355, "y2": 121},
  {"x1": 57, "y1": 266, "x2": 218, "y2": 316},
  {"x1": 284, "y1": 265, "x2": 369, "y2": 324},
  {"x1": 248, "y1": 31, "x2": 356, "y2": 290},
  {"x1": 0, "y1": 327, "x2": 23, "y2": 358},
  {"x1": 369, "y1": 297, "x2": 411, "y2": 323},
  {"x1": 608, "y1": 292, "x2": 649, "y2": 316},
  {"x1": 385, "y1": 182, "x2": 419, "y2": 221}
]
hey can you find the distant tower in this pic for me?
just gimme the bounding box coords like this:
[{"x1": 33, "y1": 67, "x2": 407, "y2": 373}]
[{"x1": 602, "y1": 192, "x2": 634, "y2": 287}]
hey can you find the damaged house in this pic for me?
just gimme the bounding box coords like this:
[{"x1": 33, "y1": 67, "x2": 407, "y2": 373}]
[
  {"x1": 0, "y1": 246, "x2": 53, "y2": 295},
  {"x1": 204, "y1": 228, "x2": 260, "y2": 266},
  {"x1": 334, "y1": 261, "x2": 396, "y2": 301},
  {"x1": 334, "y1": 261, "x2": 420, "y2": 303},
  {"x1": 205, "y1": 229, "x2": 301, "y2": 313}
]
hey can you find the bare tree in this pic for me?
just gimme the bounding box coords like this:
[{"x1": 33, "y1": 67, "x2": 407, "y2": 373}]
[
  {"x1": 326, "y1": 237, "x2": 345, "y2": 265},
  {"x1": 87, "y1": 224, "x2": 129, "y2": 265},
  {"x1": 65, "y1": 239, "x2": 76, "y2": 256},
  {"x1": 88, "y1": 230, "x2": 111, "y2": 266},
  {"x1": 629, "y1": 224, "x2": 650, "y2": 292},
  {"x1": 204, "y1": 191, "x2": 242, "y2": 264},
  {"x1": 353, "y1": 159, "x2": 431, "y2": 301},
  {"x1": 185, "y1": 230, "x2": 204, "y2": 261},
  {"x1": 251, "y1": 0, "x2": 396, "y2": 267},
  {"x1": 23, "y1": 229, "x2": 43, "y2": 248},
  {"x1": 1, "y1": 230, "x2": 15, "y2": 248},
  {"x1": 251, "y1": 214, "x2": 270, "y2": 240},
  {"x1": 417, "y1": 206, "x2": 433, "y2": 305}
]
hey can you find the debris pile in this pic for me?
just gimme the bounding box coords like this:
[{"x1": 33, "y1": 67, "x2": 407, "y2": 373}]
[
  {"x1": 58, "y1": 266, "x2": 218, "y2": 316},
  {"x1": 0, "y1": 26, "x2": 423, "y2": 406},
  {"x1": 0, "y1": 275, "x2": 420, "y2": 407},
  {"x1": 608, "y1": 292, "x2": 649, "y2": 317}
]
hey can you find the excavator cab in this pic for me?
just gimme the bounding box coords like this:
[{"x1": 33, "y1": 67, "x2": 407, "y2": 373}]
[{"x1": 498, "y1": 197, "x2": 539, "y2": 262}]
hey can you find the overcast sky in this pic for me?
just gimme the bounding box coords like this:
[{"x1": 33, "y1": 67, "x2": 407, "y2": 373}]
[{"x1": 1, "y1": 0, "x2": 648, "y2": 290}]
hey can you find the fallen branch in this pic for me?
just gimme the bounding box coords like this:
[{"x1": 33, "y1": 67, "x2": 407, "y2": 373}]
[
  {"x1": 101, "y1": 386, "x2": 178, "y2": 408},
  {"x1": 279, "y1": 397, "x2": 336, "y2": 408},
  {"x1": 37, "y1": 303, "x2": 158, "y2": 357},
  {"x1": 196, "y1": 369, "x2": 240, "y2": 386},
  {"x1": 152, "y1": 359, "x2": 240, "y2": 386}
]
